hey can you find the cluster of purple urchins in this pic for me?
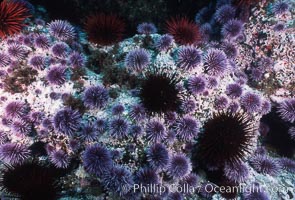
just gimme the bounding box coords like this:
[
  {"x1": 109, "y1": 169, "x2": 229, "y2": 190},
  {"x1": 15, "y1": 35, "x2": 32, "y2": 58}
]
[{"x1": 0, "y1": 19, "x2": 86, "y2": 90}]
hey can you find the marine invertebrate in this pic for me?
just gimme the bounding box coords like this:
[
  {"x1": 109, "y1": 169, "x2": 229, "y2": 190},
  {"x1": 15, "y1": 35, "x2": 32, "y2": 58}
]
[
  {"x1": 240, "y1": 92, "x2": 262, "y2": 113},
  {"x1": 214, "y1": 5, "x2": 236, "y2": 24},
  {"x1": 242, "y1": 183, "x2": 270, "y2": 200},
  {"x1": 167, "y1": 154, "x2": 192, "y2": 179},
  {"x1": 221, "y1": 42, "x2": 238, "y2": 59},
  {"x1": 80, "y1": 123, "x2": 99, "y2": 141},
  {"x1": 135, "y1": 168, "x2": 159, "y2": 186},
  {"x1": 0, "y1": 53, "x2": 11, "y2": 67},
  {"x1": 167, "y1": 192, "x2": 184, "y2": 200},
  {"x1": 214, "y1": 96, "x2": 229, "y2": 110},
  {"x1": 49, "y1": 150, "x2": 70, "y2": 169},
  {"x1": 82, "y1": 85, "x2": 109, "y2": 109},
  {"x1": 146, "y1": 119, "x2": 166, "y2": 143},
  {"x1": 155, "y1": 34, "x2": 174, "y2": 51},
  {"x1": 207, "y1": 76, "x2": 218, "y2": 89},
  {"x1": 249, "y1": 155, "x2": 280, "y2": 176},
  {"x1": 288, "y1": 127, "x2": 295, "y2": 140},
  {"x1": 180, "y1": 99, "x2": 196, "y2": 113},
  {"x1": 48, "y1": 20, "x2": 76, "y2": 41},
  {"x1": 139, "y1": 69, "x2": 182, "y2": 115},
  {"x1": 125, "y1": 48, "x2": 150, "y2": 72},
  {"x1": 51, "y1": 42, "x2": 69, "y2": 58},
  {"x1": 187, "y1": 76, "x2": 206, "y2": 94},
  {"x1": 129, "y1": 104, "x2": 146, "y2": 122},
  {"x1": 180, "y1": 173, "x2": 198, "y2": 189},
  {"x1": 7, "y1": 44, "x2": 26, "y2": 60},
  {"x1": 228, "y1": 101, "x2": 240, "y2": 113},
  {"x1": 146, "y1": 143, "x2": 169, "y2": 170},
  {"x1": 0, "y1": 0, "x2": 30, "y2": 38},
  {"x1": 85, "y1": 13, "x2": 125, "y2": 46},
  {"x1": 0, "y1": 131, "x2": 8, "y2": 144},
  {"x1": 196, "y1": 111, "x2": 255, "y2": 167},
  {"x1": 12, "y1": 119, "x2": 32, "y2": 135},
  {"x1": 177, "y1": 46, "x2": 202, "y2": 71},
  {"x1": 83, "y1": 144, "x2": 113, "y2": 176},
  {"x1": 165, "y1": 17, "x2": 201, "y2": 45},
  {"x1": 53, "y1": 108, "x2": 81, "y2": 136},
  {"x1": 260, "y1": 100, "x2": 271, "y2": 115},
  {"x1": 29, "y1": 55, "x2": 47, "y2": 70},
  {"x1": 69, "y1": 51, "x2": 86, "y2": 68},
  {"x1": 175, "y1": 116, "x2": 199, "y2": 141},
  {"x1": 273, "y1": 22, "x2": 285, "y2": 32},
  {"x1": 112, "y1": 104, "x2": 124, "y2": 116},
  {"x1": 203, "y1": 48, "x2": 227, "y2": 76},
  {"x1": 101, "y1": 165, "x2": 134, "y2": 196},
  {"x1": 109, "y1": 118, "x2": 129, "y2": 139},
  {"x1": 278, "y1": 157, "x2": 295, "y2": 173},
  {"x1": 137, "y1": 22, "x2": 157, "y2": 34},
  {"x1": 273, "y1": 1, "x2": 289, "y2": 15},
  {"x1": 46, "y1": 65, "x2": 67, "y2": 85},
  {"x1": 277, "y1": 99, "x2": 295, "y2": 123},
  {"x1": 221, "y1": 19, "x2": 244, "y2": 39},
  {"x1": 34, "y1": 33, "x2": 51, "y2": 49},
  {"x1": 0, "y1": 162, "x2": 62, "y2": 200},
  {"x1": 0, "y1": 143, "x2": 30, "y2": 165},
  {"x1": 225, "y1": 83, "x2": 243, "y2": 98},
  {"x1": 250, "y1": 68, "x2": 263, "y2": 82},
  {"x1": 224, "y1": 163, "x2": 249, "y2": 183},
  {"x1": 5, "y1": 101, "x2": 28, "y2": 119}
]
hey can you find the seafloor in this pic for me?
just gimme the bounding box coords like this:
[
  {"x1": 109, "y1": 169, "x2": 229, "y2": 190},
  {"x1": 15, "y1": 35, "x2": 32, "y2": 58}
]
[{"x1": 0, "y1": 0, "x2": 294, "y2": 199}]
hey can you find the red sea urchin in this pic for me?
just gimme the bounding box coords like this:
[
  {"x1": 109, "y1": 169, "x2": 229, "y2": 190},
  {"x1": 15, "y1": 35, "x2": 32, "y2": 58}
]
[
  {"x1": 0, "y1": 0, "x2": 30, "y2": 38},
  {"x1": 85, "y1": 13, "x2": 125, "y2": 46},
  {"x1": 196, "y1": 111, "x2": 256, "y2": 168},
  {"x1": 165, "y1": 17, "x2": 201, "y2": 45}
]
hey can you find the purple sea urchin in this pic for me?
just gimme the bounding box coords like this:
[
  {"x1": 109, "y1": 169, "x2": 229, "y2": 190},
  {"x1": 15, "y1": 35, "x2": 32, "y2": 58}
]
[
  {"x1": 180, "y1": 99, "x2": 196, "y2": 114},
  {"x1": 288, "y1": 127, "x2": 295, "y2": 140},
  {"x1": 51, "y1": 42, "x2": 70, "y2": 58},
  {"x1": 109, "y1": 118, "x2": 129, "y2": 139},
  {"x1": 249, "y1": 155, "x2": 280, "y2": 176},
  {"x1": 49, "y1": 150, "x2": 70, "y2": 169},
  {"x1": 177, "y1": 46, "x2": 202, "y2": 71},
  {"x1": 187, "y1": 76, "x2": 206, "y2": 94},
  {"x1": 155, "y1": 34, "x2": 174, "y2": 51},
  {"x1": 135, "y1": 168, "x2": 159, "y2": 186},
  {"x1": 203, "y1": 48, "x2": 228, "y2": 76},
  {"x1": 7, "y1": 44, "x2": 26, "y2": 60},
  {"x1": 243, "y1": 183, "x2": 270, "y2": 200},
  {"x1": 53, "y1": 108, "x2": 81, "y2": 136},
  {"x1": 146, "y1": 143, "x2": 169, "y2": 170},
  {"x1": 222, "y1": 19, "x2": 244, "y2": 39},
  {"x1": 196, "y1": 111, "x2": 255, "y2": 167},
  {"x1": 83, "y1": 144, "x2": 113, "y2": 176},
  {"x1": 5, "y1": 101, "x2": 28, "y2": 119},
  {"x1": 273, "y1": 1, "x2": 289, "y2": 15},
  {"x1": 175, "y1": 116, "x2": 199, "y2": 141},
  {"x1": 34, "y1": 33, "x2": 51, "y2": 49},
  {"x1": 48, "y1": 20, "x2": 76, "y2": 41},
  {"x1": 214, "y1": 96, "x2": 229, "y2": 110},
  {"x1": 129, "y1": 104, "x2": 146, "y2": 122},
  {"x1": 82, "y1": 86, "x2": 109, "y2": 109},
  {"x1": 277, "y1": 99, "x2": 295, "y2": 123},
  {"x1": 226, "y1": 83, "x2": 243, "y2": 98},
  {"x1": 80, "y1": 123, "x2": 98, "y2": 142},
  {"x1": 102, "y1": 165, "x2": 134, "y2": 196},
  {"x1": 146, "y1": 119, "x2": 166, "y2": 143},
  {"x1": 215, "y1": 5, "x2": 236, "y2": 24},
  {"x1": 0, "y1": 53, "x2": 10, "y2": 67},
  {"x1": 278, "y1": 157, "x2": 295, "y2": 173},
  {"x1": 224, "y1": 163, "x2": 249, "y2": 183},
  {"x1": 0, "y1": 143, "x2": 30, "y2": 165},
  {"x1": 221, "y1": 42, "x2": 238, "y2": 59},
  {"x1": 137, "y1": 22, "x2": 157, "y2": 35},
  {"x1": 46, "y1": 65, "x2": 67, "y2": 85},
  {"x1": 240, "y1": 92, "x2": 262, "y2": 113},
  {"x1": 112, "y1": 104, "x2": 124, "y2": 116},
  {"x1": 29, "y1": 55, "x2": 47, "y2": 70},
  {"x1": 167, "y1": 154, "x2": 192, "y2": 179},
  {"x1": 12, "y1": 119, "x2": 32, "y2": 135},
  {"x1": 273, "y1": 22, "x2": 285, "y2": 32},
  {"x1": 125, "y1": 48, "x2": 150, "y2": 72},
  {"x1": 69, "y1": 51, "x2": 86, "y2": 68},
  {"x1": 260, "y1": 100, "x2": 271, "y2": 115}
]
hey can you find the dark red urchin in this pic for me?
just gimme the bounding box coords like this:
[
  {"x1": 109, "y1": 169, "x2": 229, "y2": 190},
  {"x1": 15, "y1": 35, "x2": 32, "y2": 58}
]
[
  {"x1": 84, "y1": 13, "x2": 125, "y2": 46},
  {"x1": 0, "y1": 0, "x2": 31, "y2": 38},
  {"x1": 165, "y1": 16, "x2": 201, "y2": 45},
  {"x1": 196, "y1": 111, "x2": 256, "y2": 168}
]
